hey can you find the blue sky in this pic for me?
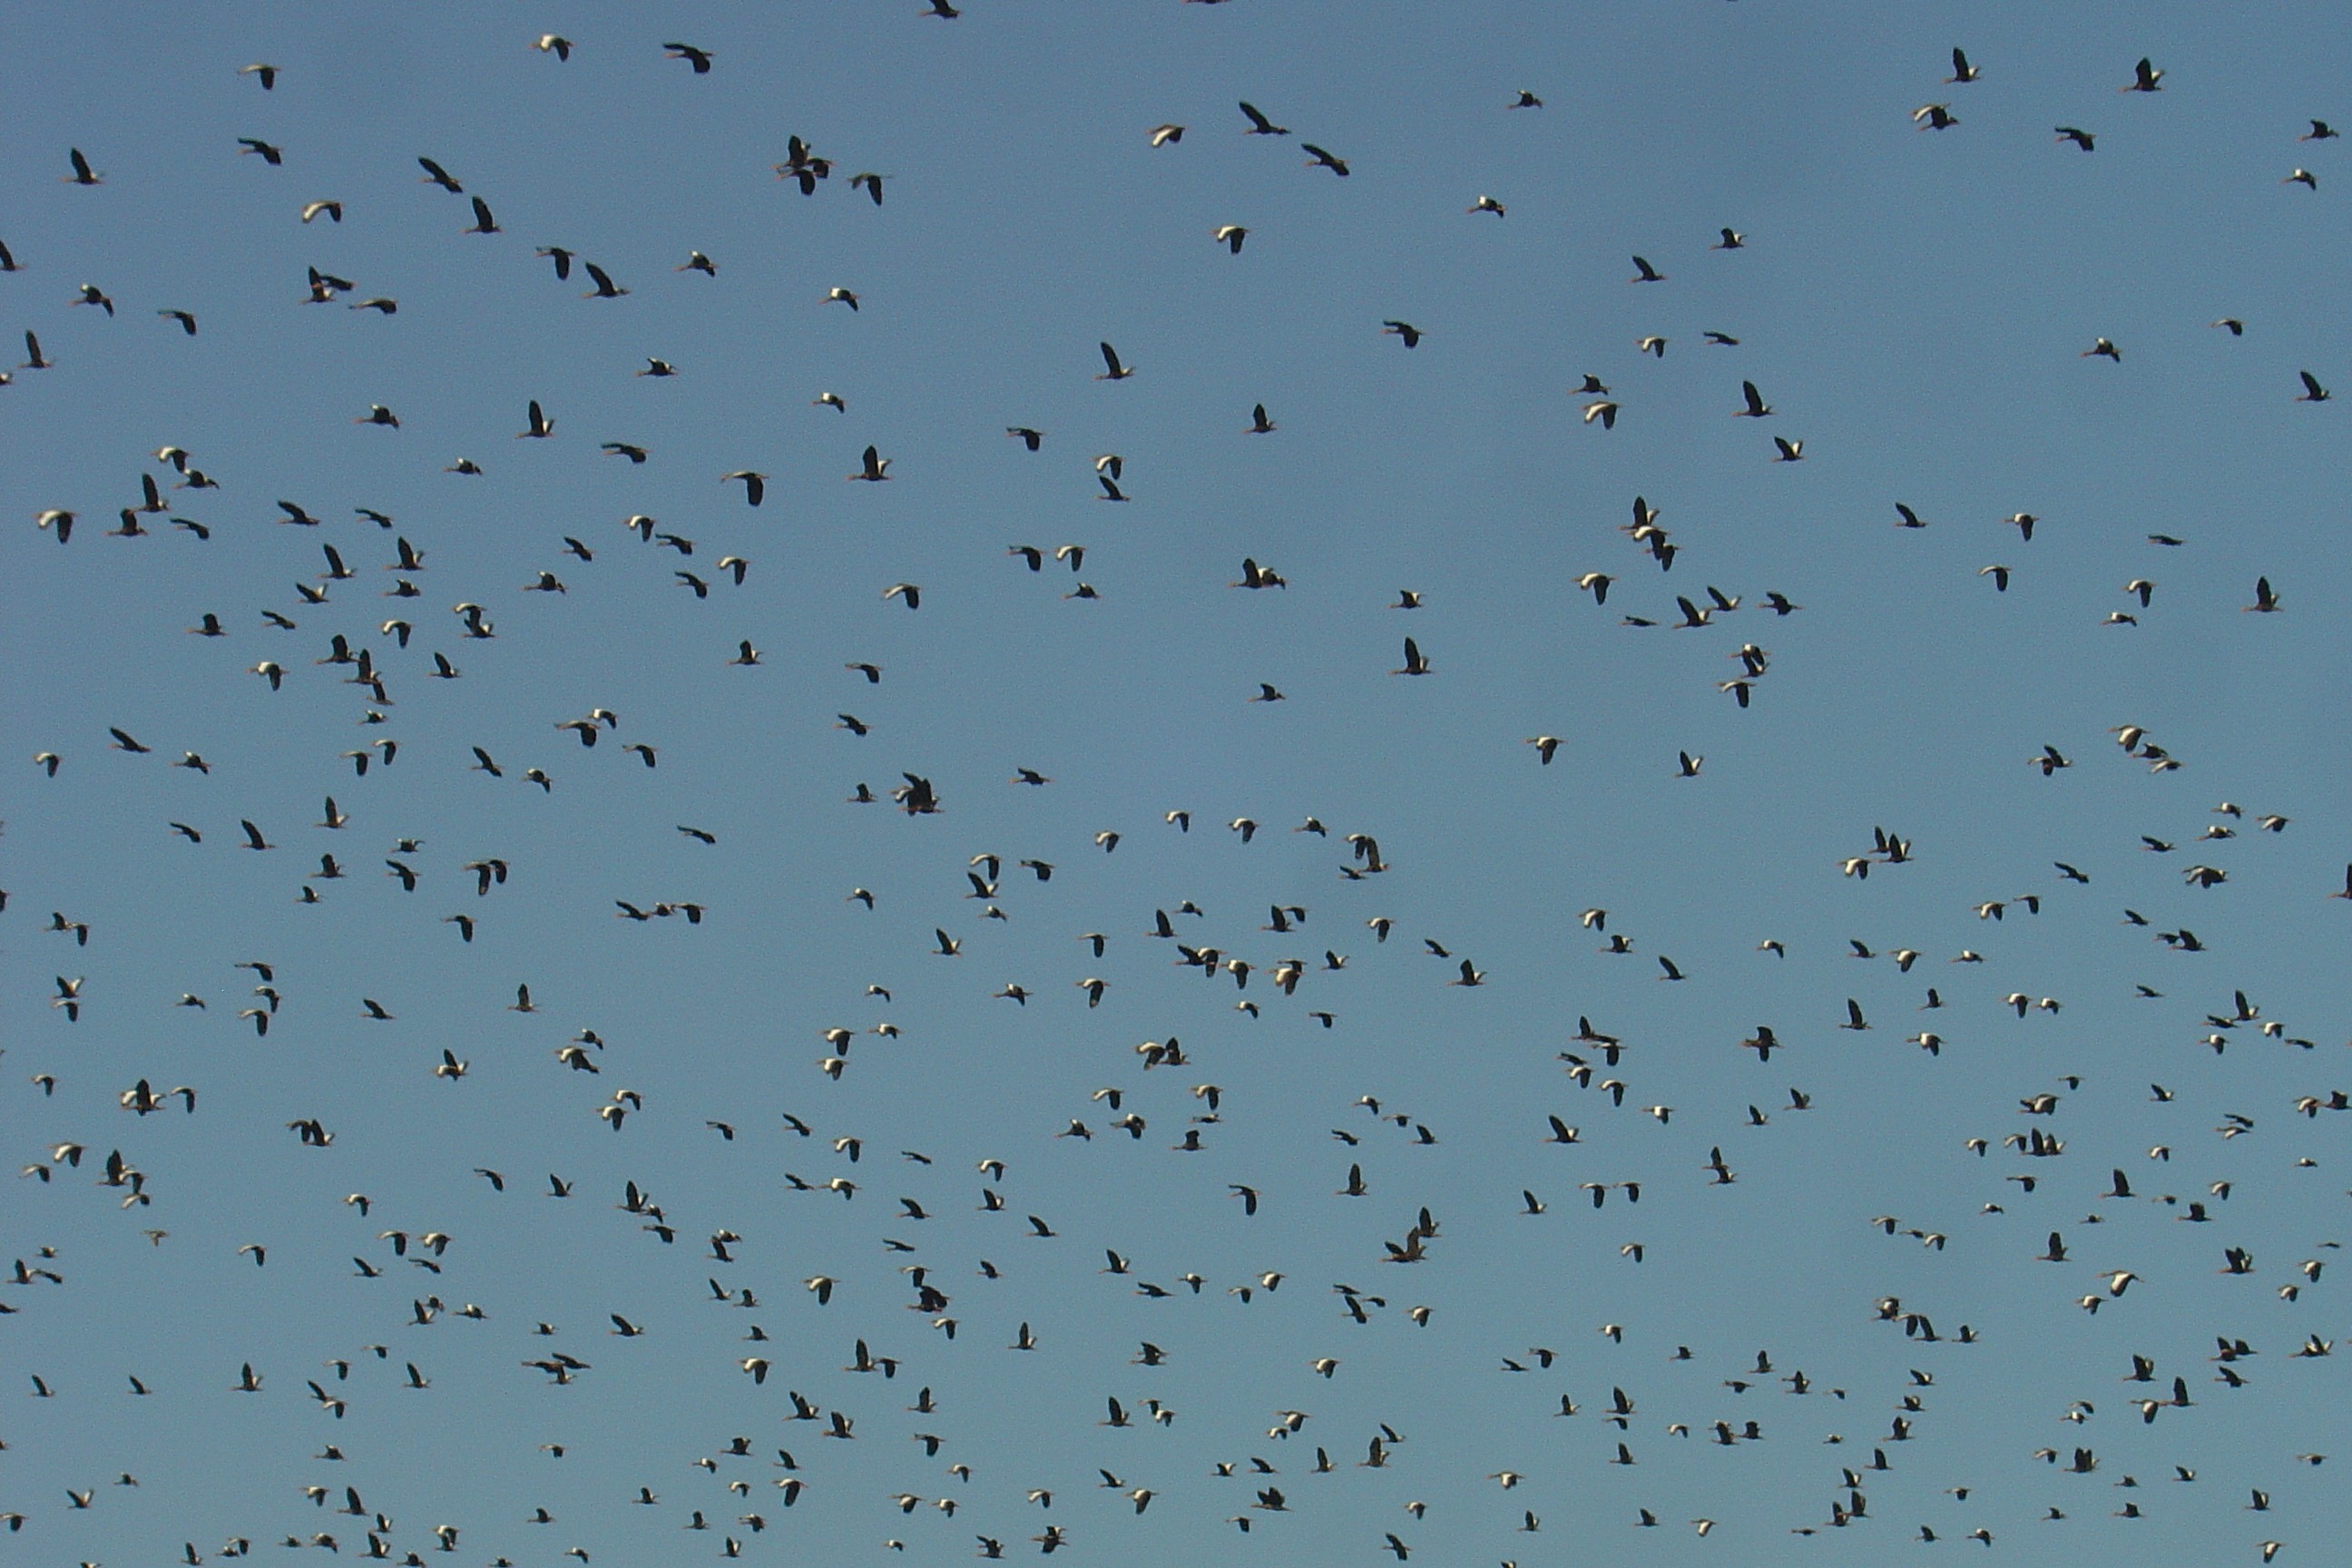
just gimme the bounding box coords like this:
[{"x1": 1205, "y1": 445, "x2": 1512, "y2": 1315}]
[{"x1": 4, "y1": 5, "x2": 2348, "y2": 1565}]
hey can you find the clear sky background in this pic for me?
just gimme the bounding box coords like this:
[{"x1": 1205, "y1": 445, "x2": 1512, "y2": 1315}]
[{"x1": 4, "y1": 4, "x2": 2348, "y2": 1566}]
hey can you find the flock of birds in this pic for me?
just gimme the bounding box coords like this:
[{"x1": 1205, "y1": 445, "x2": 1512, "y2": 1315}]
[{"x1": 5, "y1": 12, "x2": 2347, "y2": 1568}]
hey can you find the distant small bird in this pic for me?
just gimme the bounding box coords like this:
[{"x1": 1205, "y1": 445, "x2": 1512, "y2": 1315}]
[{"x1": 1239, "y1": 102, "x2": 1289, "y2": 136}]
